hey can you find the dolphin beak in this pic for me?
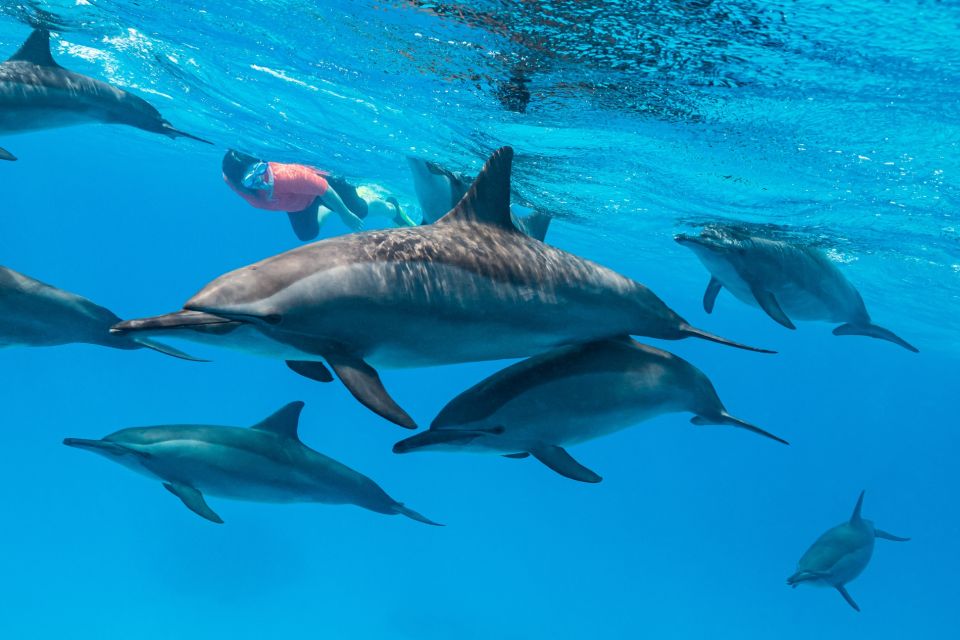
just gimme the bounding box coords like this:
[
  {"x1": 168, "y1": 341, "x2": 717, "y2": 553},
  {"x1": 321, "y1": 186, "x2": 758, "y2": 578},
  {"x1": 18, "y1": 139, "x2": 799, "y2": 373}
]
[
  {"x1": 111, "y1": 310, "x2": 240, "y2": 335},
  {"x1": 63, "y1": 437, "x2": 103, "y2": 451}
]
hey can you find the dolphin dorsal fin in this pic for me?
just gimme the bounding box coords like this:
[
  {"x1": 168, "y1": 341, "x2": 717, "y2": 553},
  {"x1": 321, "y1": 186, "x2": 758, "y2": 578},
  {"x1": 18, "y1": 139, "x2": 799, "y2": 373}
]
[
  {"x1": 251, "y1": 401, "x2": 305, "y2": 440},
  {"x1": 8, "y1": 29, "x2": 61, "y2": 68},
  {"x1": 850, "y1": 490, "x2": 865, "y2": 523},
  {"x1": 436, "y1": 146, "x2": 516, "y2": 230}
]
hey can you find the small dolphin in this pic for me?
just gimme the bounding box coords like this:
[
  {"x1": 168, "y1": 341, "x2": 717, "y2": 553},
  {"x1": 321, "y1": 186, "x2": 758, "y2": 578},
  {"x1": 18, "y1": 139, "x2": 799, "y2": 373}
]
[
  {"x1": 117, "y1": 147, "x2": 770, "y2": 430},
  {"x1": 675, "y1": 226, "x2": 918, "y2": 352},
  {"x1": 406, "y1": 155, "x2": 551, "y2": 240},
  {"x1": 64, "y1": 401, "x2": 440, "y2": 526},
  {"x1": 787, "y1": 491, "x2": 909, "y2": 611},
  {"x1": 0, "y1": 265, "x2": 195, "y2": 359},
  {"x1": 0, "y1": 28, "x2": 209, "y2": 160},
  {"x1": 394, "y1": 337, "x2": 786, "y2": 482}
]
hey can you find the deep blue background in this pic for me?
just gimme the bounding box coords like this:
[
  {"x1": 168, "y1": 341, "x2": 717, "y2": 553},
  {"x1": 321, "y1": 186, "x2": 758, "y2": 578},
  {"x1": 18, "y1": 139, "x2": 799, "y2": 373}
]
[{"x1": 0, "y1": 130, "x2": 952, "y2": 638}]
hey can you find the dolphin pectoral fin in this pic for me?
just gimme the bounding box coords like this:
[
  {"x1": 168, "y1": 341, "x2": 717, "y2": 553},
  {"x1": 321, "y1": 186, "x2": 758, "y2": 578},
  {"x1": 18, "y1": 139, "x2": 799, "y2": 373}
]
[
  {"x1": 132, "y1": 337, "x2": 208, "y2": 362},
  {"x1": 690, "y1": 414, "x2": 789, "y2": 445},
  {"x1": 503, "y1": 452, "x2": 530, "y2": 459},
  {"x1": 835, "y1": 585, "x2": 860, "y2": 612},
  {"x1": 0, "y1": 146, "x2": 16, "y2": 161},
  {"x1": 286, "y1": 360, "x2": 334, "y2": 383},
  {"x1": 875, "y1": 528, "x2": 910, "y2": 542},
  {"x1": 703, "y1": 277, "x2": 722, "y2": 313},
  {"x1": 530, "y1": 445, "x2": 602, "y2": 483},
  {"x1": 832, "y1": 323, "x2": 918, "y2": 353},
  {"x1": 325, "y1": 352, "x2": 417, "y2": 429},
  {"x1": 163, "y1": 483, "x2": 224, "y2": 524},
  {"x1": 750, "y1": 287, "x2": 795, "y2": 329}
]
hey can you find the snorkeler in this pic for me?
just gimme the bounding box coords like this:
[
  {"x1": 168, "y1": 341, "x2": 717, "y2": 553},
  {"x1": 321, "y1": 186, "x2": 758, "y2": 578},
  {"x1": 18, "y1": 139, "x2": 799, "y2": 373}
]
[{"x1": 222, "y1": 150, "x2": 414, "y2": 240}]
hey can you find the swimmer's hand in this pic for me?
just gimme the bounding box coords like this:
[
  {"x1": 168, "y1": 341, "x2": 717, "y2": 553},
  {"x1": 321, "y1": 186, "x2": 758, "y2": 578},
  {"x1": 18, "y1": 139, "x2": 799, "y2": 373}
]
[{"x1": 343, "y1": 212, "x2": 364, "y2": 231}]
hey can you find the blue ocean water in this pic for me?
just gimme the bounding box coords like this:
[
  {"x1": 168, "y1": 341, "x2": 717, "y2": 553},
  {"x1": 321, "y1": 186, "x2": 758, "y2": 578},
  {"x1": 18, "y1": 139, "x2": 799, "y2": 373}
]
[{"x1": 0, "y1": 1, "x2": 957, "y2": 638}]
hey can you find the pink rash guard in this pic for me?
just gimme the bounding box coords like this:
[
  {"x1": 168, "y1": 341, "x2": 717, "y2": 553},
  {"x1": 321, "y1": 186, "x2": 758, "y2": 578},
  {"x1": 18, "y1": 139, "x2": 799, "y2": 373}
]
[{"x1": 225, "y1": 162, "x2": 330, "y2": 212}]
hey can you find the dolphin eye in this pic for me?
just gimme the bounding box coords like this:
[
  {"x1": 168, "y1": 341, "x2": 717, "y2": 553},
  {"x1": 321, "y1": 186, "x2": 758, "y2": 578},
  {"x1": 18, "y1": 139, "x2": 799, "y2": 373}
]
[{"x1": 263, "y1": 314, "x2": 282, "y2": 325}]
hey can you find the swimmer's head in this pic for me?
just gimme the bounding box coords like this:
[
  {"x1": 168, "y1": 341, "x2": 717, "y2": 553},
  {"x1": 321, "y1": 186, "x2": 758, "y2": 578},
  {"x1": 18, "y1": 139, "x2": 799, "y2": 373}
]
[{"x1": 223, "y1": 149, "x2": 261, "y2": 189}]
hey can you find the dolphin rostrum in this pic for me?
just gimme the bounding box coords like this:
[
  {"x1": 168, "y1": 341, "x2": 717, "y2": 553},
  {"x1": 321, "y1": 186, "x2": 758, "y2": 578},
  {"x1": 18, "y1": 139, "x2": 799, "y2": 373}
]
[
  {"x1": 0, "y1": 265, "x2": 196, "y2": 359},
  {"x1": 115, "y1": 147, "x2": 771, "y2": 429},
  {"x1": 675, "y1": 226, "x2": 918, "y2": 352},
  {"x1": 64, "y1": 401, "x2": 440, "y2": 526},
  {"x1": 407, "y1": 155, "x2": 551, "y2": 240},
  {"x1": 787, "y1": 491, "x2": 909, "y2": 611},
  {"x1": 394, "y1": 337, "x2": 786, "y2": 482},
  {"x1": 0, "y1": 28, "x2": 210, "y2": 160}
]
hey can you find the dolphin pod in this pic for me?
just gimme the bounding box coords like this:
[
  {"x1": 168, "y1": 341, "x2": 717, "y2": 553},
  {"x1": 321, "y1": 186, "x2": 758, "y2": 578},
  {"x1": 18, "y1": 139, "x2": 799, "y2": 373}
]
[
  {"x1": 675, "y1": 226, "x2": 918, "y2": 352},
  {"x1": 393, "y1": 337, "x2": 787, "y2": 482},
  {"x1": 64, "y1": 401, "x2": 440, "y2": 526},
  {"x1": 0, "y1": 28, "x2": 210, "y2": 160},
  {"x1": 115, "y1": 147, "x2": 773, "y2": 430},
  {"x1": 0, "y1": 264, "x2": 197, "y2": 359},
  {"x1": 787, "y1": 491, "x2": 909, "y2": 611}
]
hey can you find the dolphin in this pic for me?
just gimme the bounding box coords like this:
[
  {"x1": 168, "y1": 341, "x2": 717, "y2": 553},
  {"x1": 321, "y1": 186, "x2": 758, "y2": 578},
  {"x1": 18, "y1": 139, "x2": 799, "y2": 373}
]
[
  {"x1": 787, "y1": 491, "x2": 909, "y2": 611},
  {"x1": 0, "y1": 265, "x2": 196, "y2": 359},
  {"x1": 0, "y1": 28, "x2": 209, "y2": 161},
  {"x1": 115, "y1": 147, "x2": 771, "y2": 429},
  {"x1": 675, "y1": 226, "x2": 918, "y2": 352},
  {"x1": 64, "y1": 401, "x2": 440, "y2": 526},
  {"x1": 393, "y1": 337, "x2": 786, "y2": 482},
  {"x1": 406, "y1": 155, "x2": 551, "y2": 240}
]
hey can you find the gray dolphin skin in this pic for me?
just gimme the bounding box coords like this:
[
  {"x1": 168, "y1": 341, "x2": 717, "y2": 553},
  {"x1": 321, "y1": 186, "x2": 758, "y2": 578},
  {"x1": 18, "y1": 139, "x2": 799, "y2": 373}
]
[
  {"x1": 787, "y1": 491, "x2": 909, "y2": 611},
  {"x1": 115, "y1": 147, "x2": 772, "y2": 429},
  {"x1": 407, "y1": 155, "x2": 551, "y2": 240},
  {"x1": 393, "y1": 337, "x2": 787, "y2": 482},
  {"x1": 64, "y1": 401, "x2": 440, "y2": 526},
  {"x1": 0, "y1": 265, "x2": 196, "y2": 359},
  {"x1": 675, "y1": 226, "x2": 918, "y2": 352},
  {"x1": 0, "y1": 28, "x2": 210, "y2": 161}
]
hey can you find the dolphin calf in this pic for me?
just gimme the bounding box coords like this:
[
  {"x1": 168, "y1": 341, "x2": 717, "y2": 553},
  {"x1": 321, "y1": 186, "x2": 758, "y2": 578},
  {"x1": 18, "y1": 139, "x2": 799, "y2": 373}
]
[
  {"x1": 64, "y1": 401, "x2": 440, "y2": 526},
  {"x1": 787, "y1": 491, "x2": 909, "y2": 611},
  {"x1": 406, "y1": 155, "x2": 551, "y2": 240},
  {"x1": 0, "y1": 265, "x2": 195, "y2": 359},
  {"x1": 0, "y1": 28, "x2": 209, "y2": 160},
  {"x1": 394, "y1": 337, "x2": 786, "y2": 482},
  {"x1": 675, "y1": 226, "x2": 918, "y2": 352},
  {"x1": 116, "y1": 147, "x2": 771, "y2": 429}
]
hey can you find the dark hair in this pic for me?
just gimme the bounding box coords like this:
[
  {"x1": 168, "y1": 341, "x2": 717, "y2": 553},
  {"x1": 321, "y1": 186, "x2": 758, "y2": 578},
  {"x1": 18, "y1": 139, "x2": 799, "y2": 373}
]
[{"x1": 222, "y1": 149, "x2": 261, "y2": 189}]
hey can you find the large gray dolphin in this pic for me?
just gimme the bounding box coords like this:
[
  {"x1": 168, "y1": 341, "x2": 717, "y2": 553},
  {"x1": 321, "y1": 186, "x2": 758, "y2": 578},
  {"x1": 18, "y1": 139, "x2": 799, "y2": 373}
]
[
  {"x1": 0, "y1": 265, "x2": 195, "y2": 359},
  {"x1": 675, "y1": 226, "x2": 918, "y2": 352},
  {"x1": 115, "y1": 147, "x2": 771, "y2": 429},
  {"x1": 0, "y1": 28, "x2": 209, "y2": 161},
  {"x1": 787, "y1": 491, "x2": 909, "y2": 611},
  {"x1": 407, "y1": 155, "x2": 551, "y2": 240},
  {"x1": 394, "y1": 337, "x2": 786, "y2": 482},
  {"x1": 64, "y1": 401, "x2": 440, "y2": 526}
]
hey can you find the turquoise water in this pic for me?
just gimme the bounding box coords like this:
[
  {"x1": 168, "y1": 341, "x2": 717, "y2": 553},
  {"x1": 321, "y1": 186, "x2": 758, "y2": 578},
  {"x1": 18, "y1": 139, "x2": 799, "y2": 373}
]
[{"x1": 0, "y1": 1, "x2": 957, "y2": 638}]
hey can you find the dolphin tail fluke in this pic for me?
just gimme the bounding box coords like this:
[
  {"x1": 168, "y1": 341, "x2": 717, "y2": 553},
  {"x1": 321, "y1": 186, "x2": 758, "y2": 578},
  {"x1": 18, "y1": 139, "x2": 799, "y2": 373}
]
[
  {"x1": 131, "y1": 336, "x2": 208, "y2": 362},
  {"x1": 832, "y1": 322, "x2": 918, "y2": 353},
  {"x1": 690, "y1": 413, "x2": 789, "y2": 445},
  {"x1": 0, "y1": 146, "x2": 16, "y2": 161},
  {"x1": 392, "y1": 503, "x2": 444, "y2": 526},
  {"x1": 514, "y1": 211, "x2": 552, "y2": 241},
  {"x1": 875, "y1": 528, "x2": 910, "y2": 542},
  {"x1": 679, "y1": 324, "x2": 776, "y2": 354},
  {"x1": 836, "y1": 585, "x2": 861, "y2": 612},
  {"x1": 161, "y1": 123, "x2": 213, "y2": 145}
]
